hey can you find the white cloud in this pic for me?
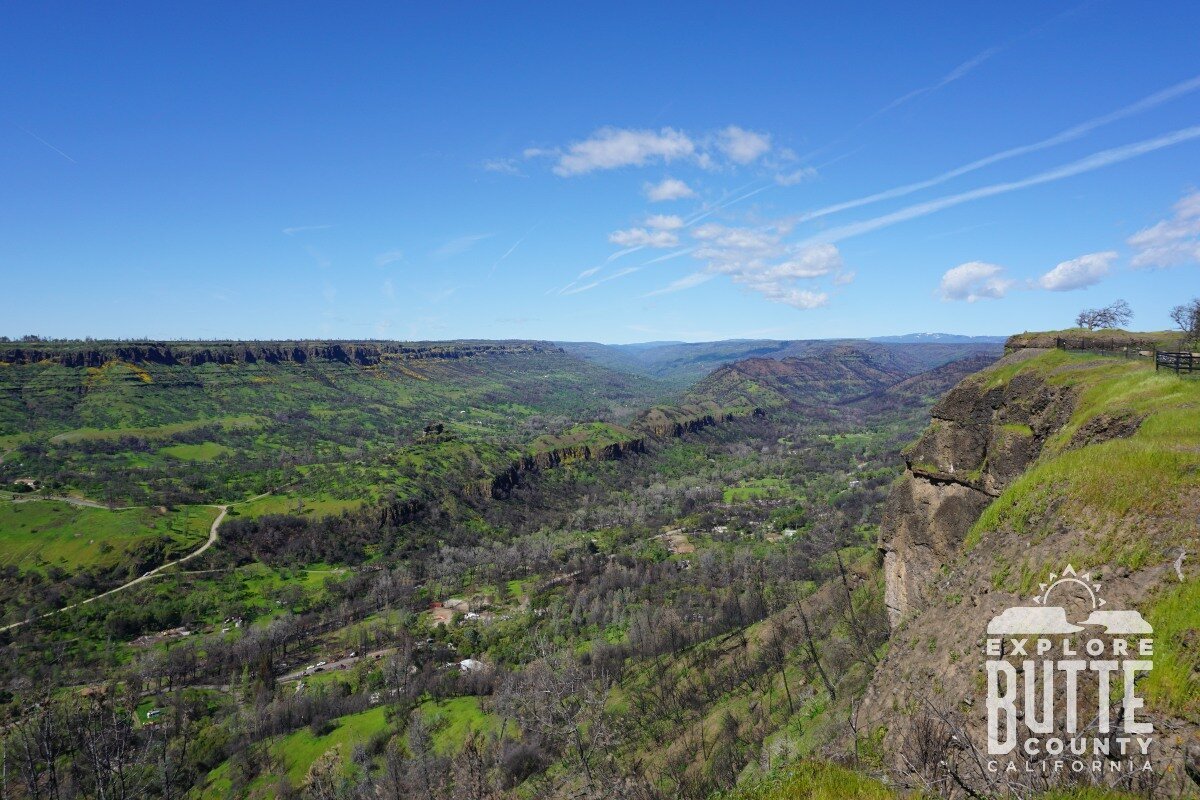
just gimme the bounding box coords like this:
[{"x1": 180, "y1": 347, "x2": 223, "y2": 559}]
[
  {"x1": 644, "y1": 177, "x2": 697, "y2": 202},
  {"x1": 608, "y1": 227, "x2": 679, "y2": 248},
  {"x1": 939, "y1": 262, "x2": 1012, "y2": 302},
  {"x1": 716, "y1": 125, "x2": 771, "y2": 164},
  {"x1": 482, "y1": 157, "x2": 523, "y2": 176},
  {"x1": 552, "y1": 127, "x2": 695, "y2": 176},
  {"x1": 382, "y1": 278, "x2": 395, "y2": 299},
  {"x1": 1038, "y1": 251, "x2": 1117, "y2": 291},
  {"x1": 775, "y1": 166, "x2": 818, "y2": 186},
  {"x1": 687, "y1": 223, "x2": 843, "y2": 309},
  {"x1": 1128, "y1": 190, "x2": 1200, "y2": 269},
  {"x1": 644, "y1": 214, "x2": 684, "y2": 230}
]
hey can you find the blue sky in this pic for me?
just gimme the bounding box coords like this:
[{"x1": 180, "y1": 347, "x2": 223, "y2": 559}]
[{"x1": 2, "y1": 2, "x2": 1199, "y2": 344}]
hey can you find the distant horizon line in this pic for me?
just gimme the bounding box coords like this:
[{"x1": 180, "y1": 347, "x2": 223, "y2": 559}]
[{"x1": 0, "y1": 332, "x2": 1014, "y2": 347}]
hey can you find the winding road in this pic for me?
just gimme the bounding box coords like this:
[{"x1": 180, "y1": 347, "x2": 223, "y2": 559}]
[{"x1": 0, "y1": 504, "x2": 227, "y2": 633}]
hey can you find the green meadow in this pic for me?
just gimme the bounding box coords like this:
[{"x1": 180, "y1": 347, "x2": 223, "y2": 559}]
[{"x1": 0, "y1": 500, "x2": 216, "y2": 575}]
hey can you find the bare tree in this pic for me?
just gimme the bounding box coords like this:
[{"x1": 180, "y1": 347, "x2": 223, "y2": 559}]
[
  {"x1": 1170, "y1": 298, "x2": 1200, "y2": 342},
  {"x1": 1075, "y1": 299, "x2": 1132, "y2": 330}
]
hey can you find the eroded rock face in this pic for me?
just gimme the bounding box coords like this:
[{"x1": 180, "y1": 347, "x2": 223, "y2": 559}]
[
  {"x1": 881, "y1": 476, "x2": 991, "y2": 625},
  {"x1": 879, "y1": 351, "x2": 1076, "y2": 625}
]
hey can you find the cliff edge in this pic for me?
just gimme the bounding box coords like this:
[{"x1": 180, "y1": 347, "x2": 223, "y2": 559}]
[{"x1": 863, "y1": 345, "x2": 1200, "y2": 796}]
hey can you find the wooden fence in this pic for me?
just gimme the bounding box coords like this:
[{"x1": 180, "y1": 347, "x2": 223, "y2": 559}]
[
  {"x1": 1054, "y1": 337, "x2": 1153, "y2": 360},
  {"x1": 1156, "y1": 351, "x2": 1197, "y2": 374},
  {"x1": 1054, "y1": 337, "x2": 1198, "y2": 375}
]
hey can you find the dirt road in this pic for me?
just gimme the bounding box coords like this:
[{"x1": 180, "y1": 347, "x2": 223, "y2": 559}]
[{"x1": 0, "y1": 505, "x2": 227, "y2": 633}]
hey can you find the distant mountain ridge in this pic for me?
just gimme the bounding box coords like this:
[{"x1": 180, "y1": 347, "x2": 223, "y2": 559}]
[
  {"x1": 687, "y1": 345, "x2": 1002, "y2": 410},
  {"x1": 557, "y1": 337, "x2": 1003, "y2": 386},
  {"x1": 868, "y1": 332, "x2": 1007, "y2": 343}
]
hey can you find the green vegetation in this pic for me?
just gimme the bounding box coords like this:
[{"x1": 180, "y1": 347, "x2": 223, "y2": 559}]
[
  {"x1": 199, "y1": 705, "x2": 389, "y2": 798},
  {"x1": 7, "y1": 337, "x2": 1194, "y2": 800},
  {"x1": 969, "y1": 350, "x2": 1200, "y2": 556},
  {"x1": 418, "y1": 695, "x2": 502, "y2": 754},
  {"x1": 1141, "y1": 577, "x2": 1200, "y2": 715},
  {"x1": 0, "y1": 500, "x2": 214, "y2": 574},
  {"x1": 159, "y1": 441, "x2": 232, "y2": 461},
  {"x1": 714, "y1": 761, "x2": 893, "y2": 800}
]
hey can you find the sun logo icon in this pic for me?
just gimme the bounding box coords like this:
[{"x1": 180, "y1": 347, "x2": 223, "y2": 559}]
[
  {"x1": 987, "y1": 563, "x2": 1151, "y2": 635},
  {"x1": 1031, "y1": 564, "x2": 1105, "y2": 608}
]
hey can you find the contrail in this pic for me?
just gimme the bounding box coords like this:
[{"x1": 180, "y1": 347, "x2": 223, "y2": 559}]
[
  {"x1": 19, "y1": 125, "x2": 76, "y2": 163},
  {"x1": 642, "y1": 271, "x2": 714, "y2": 298},
  {"x1": 642, "y1": 247, "x2": 695, "y2": 265},
  {"x1": 798, "y1": 73, "x2": 1200, "y2": 224},
  {"x1": 488, "y1": 221, "x2": 540, "y2": 277},
  {"x1": 561, "y1": 266, "x2": 640, "y2": 296},
  {"x1": 804, "y1": 124, "x2": 1200, "y2": 246}
]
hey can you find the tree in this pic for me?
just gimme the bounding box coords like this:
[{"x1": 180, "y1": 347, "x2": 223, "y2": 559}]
[
  {"x1": 1075, "y1": 299, "x2": 1132, "y2": 330},
  {"x1": 1170, "y1": 298, "x2": 1200, "y2": 342}
]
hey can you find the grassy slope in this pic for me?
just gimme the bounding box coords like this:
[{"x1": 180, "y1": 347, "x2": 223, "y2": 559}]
[
  {"x1": 0, "y1": 348, "x2": 662, "y2": 507},
  {"x1": 970, "y1": 350, "x2": 1200, "y2": 549},
  {"x1": 0, "y1": 500, "x2": 215, "y2": 574},
  {"x1": 716, "y1": 761, "x2": 1142, "y2": 800},
  {"x1": 969, "y1": 351, "x2": 1200, "y2": 716},
  {"x1": 197, "y1": 697, "x2": 500, "y2": 798}
]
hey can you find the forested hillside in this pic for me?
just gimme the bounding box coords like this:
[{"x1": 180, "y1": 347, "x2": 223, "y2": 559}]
[{"x1": 3, "y1": 336, "x2": 1194, "y2": 799}]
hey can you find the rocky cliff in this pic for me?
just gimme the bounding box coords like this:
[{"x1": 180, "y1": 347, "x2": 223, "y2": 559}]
[
  {"x1": 861, "y1": 346, "x2": 1200, "y2": 795},
  {"x1": 880, "y1": 349, "x2": 1076, "y2": 625},
  {"x1": 0, "y1": 340, "x2": 559, "y2": 368}
]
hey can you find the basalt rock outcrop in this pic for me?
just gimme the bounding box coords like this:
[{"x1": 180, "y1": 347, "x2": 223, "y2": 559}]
[
  {"x1": 0, "y1": 340, "x2": 560, "y2": 368},
  {"x1": 880, "y1": 349, "x2": 1077, "y2": 626},
  {"x1": 472, "y1": 438, "x2": 649, "y2": 500}
]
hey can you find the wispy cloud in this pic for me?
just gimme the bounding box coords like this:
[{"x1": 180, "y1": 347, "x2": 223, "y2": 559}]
[
  {"x1": 1038, "y1": 251, "x2": 1117, "y2": 291},
  {"x1": 642, "y1": 247, "x2": 696, "y2": 265},
  {"x1": 526, "y1": 124, "x2": 778, "y2": 177},
  {"x1": 375, "y1": 249, "x2": 405, "y2": 267},
  {"x1": 1128, "y1": 190, "x2": 1200, "y2": 269},
  {"x1": 645, "y1": 177, "x2": 697, "y2": 202},
  {"x1": 433, "y1": 233, "x2": 494, "y2": 259},
  {"x1": 645, "y1": 214, "x2": 684, "y2": 230},
  {"x1": 797, "y1": 73, "x2": 1200, "y2": 224},
  {"x1": 306, "y1": 245, "x2": 331, "y2": 269},
  {"x1": 775, "y1": 166, "x2": 818, "y2": 186},
  {"x1": 561, "y1": 266, "x2": 640, "y2": 295},
  {"x1": 877, "y1": 46, "x2": 1002, "y2": 117},
  {"x1": 18, "y1": 125, "x2": 76, "y2": 163},
  {"x1": 715, "y1": 125, "x2": 772, "y2": 164},
  {"x1": 489, "y1": 222, "x2": 540, "y2": 277},
  {"x1": 283, "y1": 224, "x2": 332, "y2": 236},
  {"x1": 939, "y1": 262, "x2": 1012, "y2": 302},
  {"x1": 642, "y1": 271, "x2": 715, "y2": 297},
  {"x1": 548, "y1": 127, "x2": 696, "y2": 176},
  {"x1": 482, "y1": 157, "x2": 524, "y2": 176},
  {"x1": 608, "y1": 227, "x2": 679, "y2": 248},
  {"x1": 642, "y1": 223, "x2": 844, "y2": 309},
  {"x1": 382, "y1": 278, "x2": 396, "y2": 299},
  {"x1": 805, "y1": 125, "x2": 1200, "y2": 246}
]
